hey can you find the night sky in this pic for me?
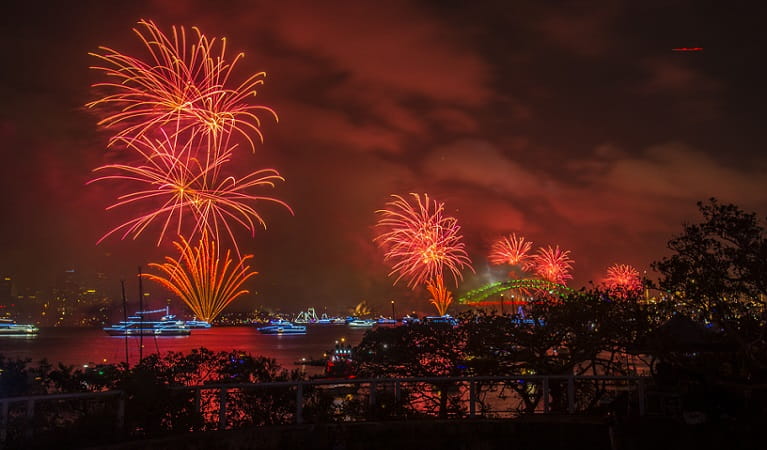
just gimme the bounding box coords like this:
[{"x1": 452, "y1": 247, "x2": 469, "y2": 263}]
[{"x1": 1, "y1": 0, "x2": 765, "y2": 315}]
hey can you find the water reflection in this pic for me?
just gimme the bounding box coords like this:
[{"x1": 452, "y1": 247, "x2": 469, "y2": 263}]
[{"x1": 0, "y1": 326, "x2": 369, "y2": 373}]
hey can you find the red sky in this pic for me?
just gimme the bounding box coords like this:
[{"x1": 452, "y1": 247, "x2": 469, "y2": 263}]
[{"x1": 1, "y1": 0, "x2": 765, "y2": 315}]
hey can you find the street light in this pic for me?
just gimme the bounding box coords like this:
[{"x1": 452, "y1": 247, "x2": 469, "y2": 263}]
[{"x1": 390, "y1": 300, "x2": 396, "y2": 319}]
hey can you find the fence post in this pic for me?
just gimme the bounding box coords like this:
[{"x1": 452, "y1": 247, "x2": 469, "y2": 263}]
[
  {"x1": 542, "y1": 377, "x2": 550, "y2": 413},
  {"x1": 567, "y1": 376, "x2": 575, "y2": 414},
  {"x1": 0, "y1": 400, "x2": 8, "y2": 445},
  {"x1": 25, "y1": 399, "x2": 35, "y2": 439},
  {"x1": 296, "y1": 382, "x2": 303, "y2": 425},
  {"x1": 369, "y1": 381, "x2": 377, "y2": 409},
  {"x1": 469, "y1": 381, "x2": 476, "y2": 418},
  {"x1": 637, "y1": 378, "x2": 646, "y2": 416},
  {"x1": 218, "y1": 388, "x2": 228, "y2": 430},
  {"x1": 116, "y1": 393, "x2": 125, "y2": 435},
  {"x1": 194, "y1": 388, "x2": 201, "y2": 424}
]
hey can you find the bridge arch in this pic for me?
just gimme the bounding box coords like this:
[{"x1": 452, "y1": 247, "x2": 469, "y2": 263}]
[{"x1": 458, "y1": 279, "x2": 574, "y2": 306}]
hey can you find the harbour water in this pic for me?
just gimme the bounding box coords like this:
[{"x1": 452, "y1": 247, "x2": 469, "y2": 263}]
[{"x1": 0, "y1": 326, "x2": 370, "y2": 373}]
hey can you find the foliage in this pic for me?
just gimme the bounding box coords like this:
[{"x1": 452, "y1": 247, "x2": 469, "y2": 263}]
[
  {"x1": 0, "y1": 348, "x2": 306, "y2": 441},
  {"x1": 355, "y1": 322, "x2": 468, "y2": 418},
  {"x1": 652, "y1": 199, "x2": 767, "y2": 379},
  {"x1": 355, "y1": 289, "x2": 653, "y2": 415},
  {"x1": 653, "y1": 198, "x2": 767, "y2": 323},
  {"x1": 0, "y1": 356, "x2": 123, "y2": 398},
  {"x1": 114, "y1": 348, "x2": 304, "y2": 433}
]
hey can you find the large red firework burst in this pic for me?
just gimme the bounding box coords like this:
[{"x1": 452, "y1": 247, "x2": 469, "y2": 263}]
[
  {"x1": 88, "y1": 21, "x2": 290, "y2": 253},
  {"x1": 89, "y1": 132, "x2": 291, "y2": 253},
  {"x1": 88, "y1": 19, "x2": 277, "y2": 152},
  {"x1": 375, "y1": 193, "x2": 473, "y2": 289},
  {"x1": 489, "y1": 233, "x2": 533, "y2": 267},
  {"x1": 604, "y1": 264, "x2": 643, "y2": 295},
  {"x1": 531, "y1": 245, "x2": 574, "y2": 285}
]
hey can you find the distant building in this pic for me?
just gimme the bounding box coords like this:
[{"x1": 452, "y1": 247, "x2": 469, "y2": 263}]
[
  {"x1": 0, "y1": 276, "x2": 12, "y2": 318},
  {"x1": 49, "y1": 269, "x2": 113, "y2": 326}
]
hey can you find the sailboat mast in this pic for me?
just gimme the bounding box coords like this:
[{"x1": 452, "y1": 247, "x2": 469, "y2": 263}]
[
  {"x1": 121, "y1": 280, "x2": 129, "y2": 367},
  {"x1": 138, "y1": 266, "x2": 144, "y2": 362}
]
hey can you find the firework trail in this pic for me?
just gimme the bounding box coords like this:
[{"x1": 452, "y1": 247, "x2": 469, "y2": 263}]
[
  {"x1": 531, "y1": 245, "x2": 574, "y2": 285},
  {"x1": 89, "y1": 132, "x2": 291, "y2": 253},
  {"x1": 489, "y1": 233, "x2": 533, "y2": 268},
  {"x1": 88, "y1": 19, "x2": 277, "y2": 153},
  {"x1": 426, "y1": 275, "x2": 454, "y2": 316},
  {"x1": 375, "y1": 193, "x2": 473, "y2": 289},
  {"x1": 604, "y1": 264, "x2": 642, "y2": 296},
  {"x1": 144, "y1": 233, "x2": 257, "y2": 322}
]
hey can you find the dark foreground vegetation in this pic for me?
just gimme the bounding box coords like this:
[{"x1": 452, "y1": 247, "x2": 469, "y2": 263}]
[{"x1": 1, "y1": 199, "x2": 766, "y2": 449}]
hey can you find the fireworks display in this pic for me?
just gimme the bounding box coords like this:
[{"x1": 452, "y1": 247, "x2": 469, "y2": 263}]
[
  {"x1": 375, "y1": 193, "x2": 473, "y2": 289},
  {"x1": 489, "y1": 233, "x2": 533, "y2": 267},
  {"x1": 144, "y1": 234, "x2": 257, "y2": 322},
  {"x1": 87, "y1": 19, "x2": 277, "y2": 153},
  {"x1": 426, "y1": 276, "x2": 454, "y2": 316},
  {"x1": 89, "y1": 133, "x2": 290, "y2": 252},
  {"x1": 88, "y1": 20, "x2": 288, "y2": 321},
  {"x1": 531, "y1": 245, "x2": 574, "y2": 285},
  {"x1": 89, "y1": 20, "x2": 289, "y2": 251},
  {"x1": 603, "y1": 263, "x2": 643, "y2": 295}
]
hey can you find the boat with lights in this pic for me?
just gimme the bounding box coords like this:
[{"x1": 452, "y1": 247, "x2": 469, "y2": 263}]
[
  {"x1": 347, "y1": 319, "x2": 376, "y2": 328},
  {"x1": 0, "y1": 318, "x2": 39, "y2": 335},
  {"x1": 257, "y1": 319, "x2": 307, "y2": 335},
  {"x1": 184, "y1": 317, "x2": 212, "y2": 329},
  {"x1": 103, "y1": 307, "x2": 191, "y2": 336},
  {"x1": 424, "y1": 315, "x2": 459, "y2": 327}
]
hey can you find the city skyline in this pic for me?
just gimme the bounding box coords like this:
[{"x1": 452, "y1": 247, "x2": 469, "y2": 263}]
[{"x1": 1, "y1": 1, "x2": 766, "y2": 314}]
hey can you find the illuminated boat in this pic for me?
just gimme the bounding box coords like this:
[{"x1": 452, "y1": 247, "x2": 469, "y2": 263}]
[
  {"x1": 184, "y1": 318, "x2": 212, "y2": 329},
  {"x1": 257, "y1": 319, "x2": 307, "y2": 335},
  {"x1": 0, "y1": 318, "x2": 39, "y2": 335},
  {"x1": 347, "y1": 319, "x2": 376, "y2": 328},
  {"x1": 103, "y1": 307, "x2": 191, "y2": 336},
  {"x1": 424, "y1": 315, "x2": 459, "y2": 327},
  {"x1": 402, "y1": 315, "x2": 421, "y2": 325},
  {"x1": 315, "y1": 313, "x2": 346, "y2": 325}
]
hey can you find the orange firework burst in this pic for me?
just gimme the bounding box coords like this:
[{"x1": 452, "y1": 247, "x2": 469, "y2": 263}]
[
  {"x1": 489, "y1": 233, "x2": 533, "y2": 267},
  {"x1": 426, "y1": 276, "x2": 454, "y2": 316},
  {"x1": 604, "y1": 264, "x2": 643, "y2": 295},
  {"x1": 375, "y1": 193, "x2": 473, "y2": 289},
  {"x1": 532, "y1": 245, "x2": 574, "y2": 285},
  {"x1": 144, "y1": 233, "x2": 257, "y2": 322},
  {"x1": 89, "y1": 132, "x2": 291, "y2": 253},
  {"x1": 88, "y1": 19, "x2": 277, "y2": 152}
]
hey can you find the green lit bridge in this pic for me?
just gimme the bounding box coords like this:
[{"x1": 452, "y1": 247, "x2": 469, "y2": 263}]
[{"x1": 458, "y1": 279, "x2": 575, "y2": 306}]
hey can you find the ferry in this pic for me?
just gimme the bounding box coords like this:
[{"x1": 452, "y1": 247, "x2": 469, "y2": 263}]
[
  {"x1": 315, "y1": 313, "x2": 346, "y2": 325},
  {"x1": 103, "y1": 307, "x2": 191, "y2": 336},
  {"x1": 257, "y1": 319, "x2": 307, "y2": 335},
  {"x1": 184, "y1": 318, "x2": 212, "y2": 329},
  {"x1": 347, "y1": 319, "x2": 376, "y2": 328},
  {"x1": 376, "y1": 316, "x2": 397, "y2": 325},
  {"x1": 424, "y1": 315, "x2": 459, "y2": 327},
  {"x1": 0, "y1": 318, "x2": 39, "y2": 335}
]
